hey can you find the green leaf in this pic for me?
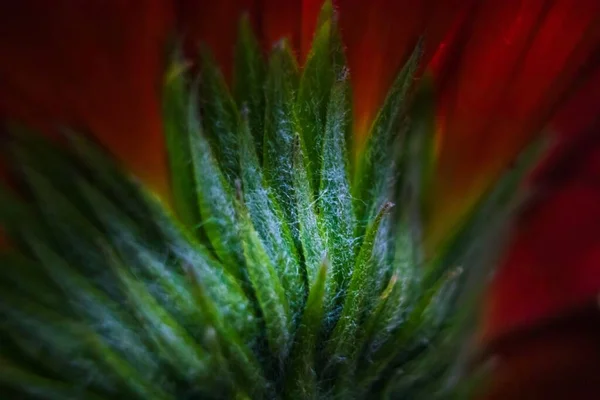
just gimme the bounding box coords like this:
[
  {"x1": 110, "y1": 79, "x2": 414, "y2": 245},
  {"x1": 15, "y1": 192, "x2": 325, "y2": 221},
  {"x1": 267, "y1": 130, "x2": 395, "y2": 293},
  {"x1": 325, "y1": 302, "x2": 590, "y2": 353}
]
[
  {"x1": 236, "y1": 196, "x2": 292, "y2": 363},
  {"x1": 318, "y1": 78, "x2": 356, "y2": 300},
  {"x1": 162, "y1": 55, "x2": 203, "y2": 234},
  {"x1": 107, "y1": 248, "x2": 211, "y2": 382},
  {"x1": 64, "y1": 132, "x2": 166, "y2": 244},
  {"x1": 83, "y1": 327, "x2": 176, "y2": 400},
  {"x1": 406, "y1": 74, "x2": 437, "y2": 224},
  {"x1": 74, "y1": 178, "x2": 205, "y2": 333},
  {"x1": 21, "y1": 234, "x2": 160, "y2": 376},
  {"x1": 186, "y1": 269, "x2": 266, "y2": 398},
  {"x1": 357, "y1": 267, "x2": 463, "y2": 391},
  {"x1": 234, "y1": 14, "x2": 266, "y2": 160},
  {"x1": 125, "y1": 181, "x2": 261, "y2": 345},
  {"x1": 0, "y1": 253, "x2": 62, "y2": 308},
  {"x1": 423, "y1": 129, "x2": 547, "y2": 288},
  {"x1": 362, "y1": 218, "x2": 422, "y2": 359},
  {"x1": 296, "y1": 1, "x2": 344, "y2": 192},
  {"x1": 263, "y1": 40, "x2": 300, "y2": 239},
  {"x1": 239, "y1": 114, "x2": 305, "y2": 316},
  {"x1": 14, "y1": 163, "x2": 125, "y2": 300},
  {"x1": 199, "y1": 47, "x2": 240, "y2": 184},
  {"x1": 142, "y1": 196, "x2": 259, "y2": 343},
  {"x1": 326, "y1": 202, "x2": 393, "y2": 388},
  {"x1": 0, "y1": 293, "x2": 118, "y2": 395},
  {"x1": 0, "y1": 357, "x2": 108, "y2": 400},
  {"x1": 69, "y1": 132, "x2": 258, "y2": 343},
  {"x1": 284, "y1": 258, "x2": 328, "y2": 399},
  {"x1": 292, "y1": 134, "x2": 326, "y2": 288},
  {"x1": 186, "y1": 79, "x2": 245, "y2": 281},
  {"x1": 354, "y1": 41, "x2": 423, "y2": 224}
]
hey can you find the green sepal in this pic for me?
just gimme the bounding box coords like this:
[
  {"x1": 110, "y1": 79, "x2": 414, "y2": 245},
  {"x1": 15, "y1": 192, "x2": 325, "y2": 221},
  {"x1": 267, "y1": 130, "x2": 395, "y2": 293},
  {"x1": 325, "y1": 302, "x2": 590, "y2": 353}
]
[
  {"x1": 234, "y1": 14, "x2": 266, "y2": 160},
  {"x1": 199, "y1": 47, "x2": 241, "y2": 184},
  {"x1": 326, "y1": 202, "x2": 394, "y2": 391},
  {"x1": 284, "y1": 258, "x2": 328, "y2": 399},
  {"x1": 296, "y1": 0, "x2": 345, "y2": 192},
  {"x1": 0, "y1": 357, "x2": 108, "y2": 400},
  {"x1": 354, "y1": 41, "x2": 423, "y2": 224},
  {"x1": 263, "y1": 40, "x2": 300, "y2": 240},
  {"x1": 318, "y1": 78, "x2": 356, "y2": 301},
  {"x1": 423, "y1": 130, "x2": 548, "y2": 289},
  {"x1": 292, "y1": 134, "x2": 326, "y2": 288},
  {"x1": 106, "y1": 247, "x2": 212, "y2": 383},
  {"x1": 186, "y1": 268, "x2": 267, "y2": 398},
  {"x1": 0, "y1": 293, "x2": 120, "y2": 396},
  {"x1": 15, "y1": 234, "x2": 164, "y2": 389},
  {"x1": 185, "y1": 77, "x2": 245, "y2": 281},
  {"x1": 356, "y1": 266, "x2": 463, "y2": 393},
  {"x1": 235, "y1": 192, "x2": 293, "y2": 364},
  {"x1": 163, "y1": 52, "x2": 202, "y2": 235},
  {"x1": 239, "y1": 114, "x2": 305, "y2": 317}
]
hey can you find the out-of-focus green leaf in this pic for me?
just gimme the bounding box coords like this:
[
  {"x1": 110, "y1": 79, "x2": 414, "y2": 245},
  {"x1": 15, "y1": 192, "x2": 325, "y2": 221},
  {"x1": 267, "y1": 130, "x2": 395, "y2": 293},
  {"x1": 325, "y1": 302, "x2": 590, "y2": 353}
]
[{"x1": 199, "y1": 48, "x2": 240, "y2": 184}]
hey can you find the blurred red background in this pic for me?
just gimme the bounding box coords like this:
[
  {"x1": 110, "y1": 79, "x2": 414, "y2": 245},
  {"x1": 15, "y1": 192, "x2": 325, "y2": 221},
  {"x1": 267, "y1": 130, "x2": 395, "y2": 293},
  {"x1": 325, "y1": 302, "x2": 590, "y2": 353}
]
[{"x1": 1, "y1": 0, "x2": 599, "y2": 397}]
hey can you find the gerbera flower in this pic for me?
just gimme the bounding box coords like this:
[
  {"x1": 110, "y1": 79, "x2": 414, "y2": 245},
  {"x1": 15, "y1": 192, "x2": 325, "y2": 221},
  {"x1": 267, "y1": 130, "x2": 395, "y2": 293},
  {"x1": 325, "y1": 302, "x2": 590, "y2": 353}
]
[{"x1": 0, "y1": 1, "x2": 599, "y2": 399}]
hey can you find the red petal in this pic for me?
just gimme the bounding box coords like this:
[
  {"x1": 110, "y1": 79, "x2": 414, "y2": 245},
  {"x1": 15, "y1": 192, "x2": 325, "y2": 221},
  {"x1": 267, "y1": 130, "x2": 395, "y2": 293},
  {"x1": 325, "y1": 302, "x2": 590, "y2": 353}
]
[
  {"x1": 484, "y1": 175, "x2": 600, "y2": 341},
  {"x1": 427, "y1": 0, "x2": 600, "y2": 250},
  {"x1": 0, "y1": 0, "x2": 173, "y2": 198},
  {"x1": 338, "y1": 0, "x2": 426, "y2": 147},
  {"x1": 482, "y1": 68, "x2": 600, "y2": 342}
]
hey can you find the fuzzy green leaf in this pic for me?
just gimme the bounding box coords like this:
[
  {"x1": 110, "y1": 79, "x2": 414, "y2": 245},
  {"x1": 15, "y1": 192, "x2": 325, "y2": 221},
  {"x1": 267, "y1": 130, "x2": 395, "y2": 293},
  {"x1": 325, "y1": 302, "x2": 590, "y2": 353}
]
[
  {"x1": 184, "y1": 80, "x2": 245, "y2": 280},
  {"x1": 292, "y1": 134, "x2": 327, "y2": 288},
  {"x1": 199, "y1": 48, "x2": 240, "y2": 184},
  {"x1": 354, "y1": 41, "x2": 423, "y2": 223},
  {"x1": 239, "y1": 115, "x2": 305, "y2": 316},
  {"x1": 163, "y1": 56, "x2": 202, "y2": 234},
  {"x1": 107, "y1": 250, "x2": 211, "y2": 382},
  {"x1": 236, "y1": 198, "x2": 292, "y2": 363},
  {"x1": 319, "y1": 78, "x2": 356, "y2": 300},
  {"x1": 405, "y1": 75, "x2": 437, "y2": 226},
  {"x1": 186, "y1": 269, "x2": 266, "y2": 398},
  {"x1": 358, "y1": 266, "x2": 463, "y2": 391},
  {"x1": 327, "y1": 202, "x2": 393, "y2": 390},
  {"x1": 284, "y1": 258, "x2": 328, "y2": 399},
  {"x1": 234, "y1": 14, "x2": 266, "y2": 159},
  {"x1": 0, "y1": 293, "x2": 118, "y2": 396},
  {"x1": 296, "y1": 1, "x2": 344, "y2": 192},
  {"x1": 263, "y1": 40, "x2": 300, "y2": 239},
  {"x1": 74, "y1": 178, "x2": 205, "y2": 331},
  {"x1": 70, "y1": 127, "x2": 258, "y2": 345},
  {"x1": 362, "y1": 218, "x2": 422, "y2": 358}
]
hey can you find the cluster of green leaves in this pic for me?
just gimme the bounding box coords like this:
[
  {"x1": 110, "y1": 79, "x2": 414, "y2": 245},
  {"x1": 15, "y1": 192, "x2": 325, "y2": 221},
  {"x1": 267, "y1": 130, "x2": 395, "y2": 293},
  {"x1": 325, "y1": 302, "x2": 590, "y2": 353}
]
[{"x1": 0, "y1": 2, "x2": 539, "y2": 399}]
